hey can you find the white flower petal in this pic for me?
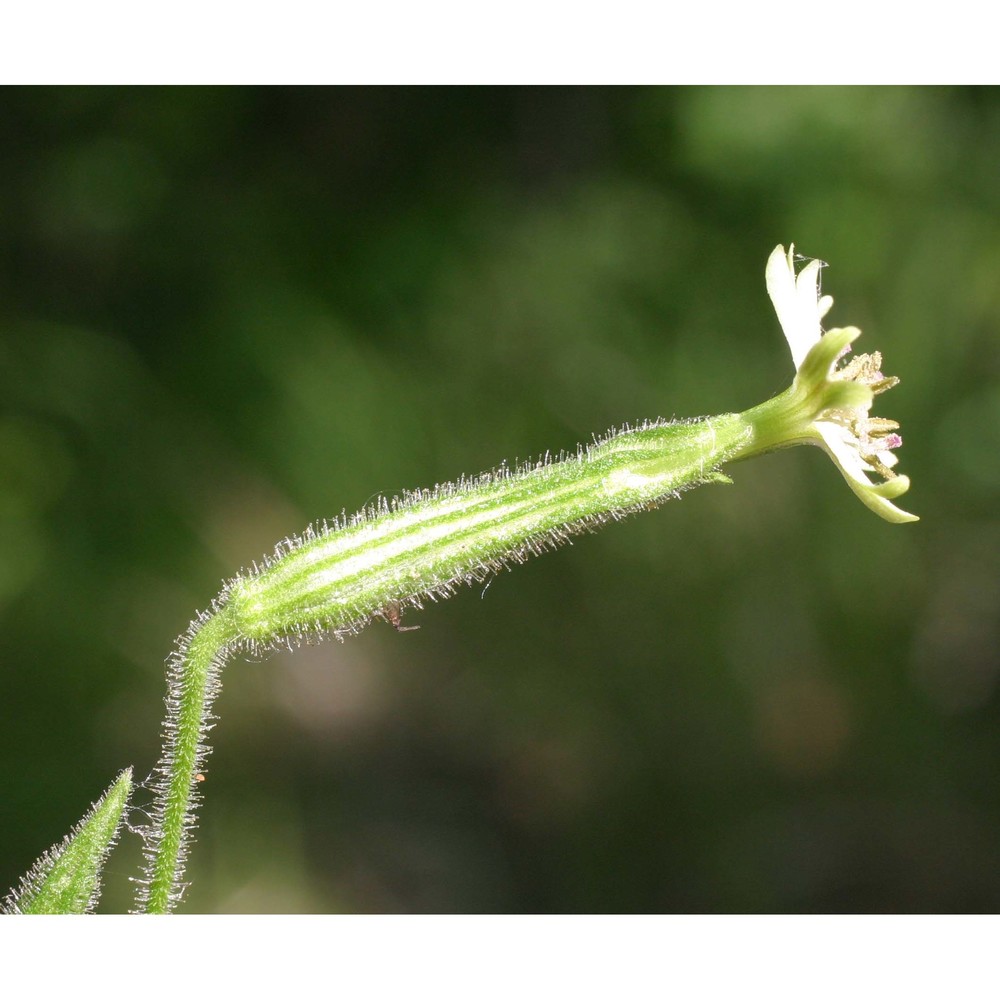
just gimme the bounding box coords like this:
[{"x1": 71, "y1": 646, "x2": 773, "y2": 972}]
[
  {"x1": 816, "y1": 423, "x2": 918, "y2": 524},
  {"x1": 766, "y1": 244, "x2": 828, "y2": 370}
]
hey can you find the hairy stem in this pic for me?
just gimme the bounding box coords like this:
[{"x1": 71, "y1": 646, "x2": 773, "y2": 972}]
[{"x1": 138, "y1": 608, "x2": 238, "y2": 914}]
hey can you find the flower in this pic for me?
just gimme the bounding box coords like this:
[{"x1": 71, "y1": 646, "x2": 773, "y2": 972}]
[{"x1": 764, "y1": 244, "x2": 918, "y2": 524}]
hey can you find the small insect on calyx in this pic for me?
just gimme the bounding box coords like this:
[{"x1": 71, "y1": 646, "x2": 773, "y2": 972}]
[{"x1": 382, "y1": 601, "x2": 420, "y2": 632}]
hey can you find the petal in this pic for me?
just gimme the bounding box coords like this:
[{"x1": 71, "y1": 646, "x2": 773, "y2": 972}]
[
  {"x1": 815, "y1": 423, "x2": 919, "y2": 524},
  {"x1": 766, "y1": 245, "x2": 827, "y2": 370}
]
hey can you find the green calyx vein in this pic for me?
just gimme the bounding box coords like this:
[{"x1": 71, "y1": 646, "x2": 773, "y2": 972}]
[{"x1": 231, "y1": 415, "x2": 751, "y2": 642}]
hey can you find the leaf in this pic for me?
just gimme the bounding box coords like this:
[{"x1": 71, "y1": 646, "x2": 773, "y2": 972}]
[{"x1": 2, "y1": 768, "x2": 133, "y2": 915}]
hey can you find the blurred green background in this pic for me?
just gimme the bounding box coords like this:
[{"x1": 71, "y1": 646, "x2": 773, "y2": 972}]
[{"x1": 1, "y1": 87, "x2": 998, "y2": 913}]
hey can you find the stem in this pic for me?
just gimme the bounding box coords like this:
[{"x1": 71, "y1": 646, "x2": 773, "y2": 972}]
[{"x1": 138, "y1": 606, "x2": 238, "y2": 914}]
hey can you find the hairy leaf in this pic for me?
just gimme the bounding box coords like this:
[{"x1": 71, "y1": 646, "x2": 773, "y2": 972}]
[{"x1": 3, "y1": 768, "x2": 133, "y2": 915}]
